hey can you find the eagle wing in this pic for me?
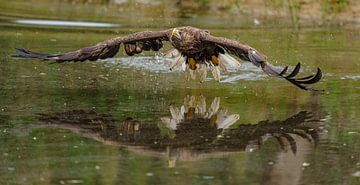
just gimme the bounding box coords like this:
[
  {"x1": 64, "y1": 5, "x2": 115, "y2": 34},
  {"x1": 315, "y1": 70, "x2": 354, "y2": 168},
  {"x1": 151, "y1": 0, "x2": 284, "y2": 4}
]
[
  {"x1": 203, "y1": 35, "x2": 322, "y2": 93},
  {"x1": 13, "y1": 30, "x2": 171, "y2": 62}
]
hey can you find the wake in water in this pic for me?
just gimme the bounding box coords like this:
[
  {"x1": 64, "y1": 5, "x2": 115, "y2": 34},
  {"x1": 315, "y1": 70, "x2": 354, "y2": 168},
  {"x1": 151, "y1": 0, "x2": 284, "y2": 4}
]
[{"x1": 104, "y1": 56, "x2": 267, "y2": 83}]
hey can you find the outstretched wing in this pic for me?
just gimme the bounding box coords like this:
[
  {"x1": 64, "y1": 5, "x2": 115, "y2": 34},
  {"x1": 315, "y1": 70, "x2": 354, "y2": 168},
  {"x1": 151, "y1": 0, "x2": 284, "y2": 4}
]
[
  {"x1": 203, "y1": 35, "x2": 322, "y2": 93},
  {"x1": 13, "y1": 30, "x2": 171, "y2": 63}
]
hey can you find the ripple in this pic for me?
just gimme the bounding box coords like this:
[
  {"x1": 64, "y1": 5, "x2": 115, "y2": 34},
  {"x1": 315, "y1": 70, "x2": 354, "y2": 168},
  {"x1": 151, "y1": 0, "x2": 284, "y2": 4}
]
[
  {"x1": 340, "y1": 75, "x2": 360, "y2": 80},
  {"x1": 221, "y1": 72, "x2": 266, "y2": 83},
  {"x1": 106, "y1": 56, "x2": 174, "y2": 73},
  {"x1": 14, "y1": 19, "x2": 116, "y2": 27}
]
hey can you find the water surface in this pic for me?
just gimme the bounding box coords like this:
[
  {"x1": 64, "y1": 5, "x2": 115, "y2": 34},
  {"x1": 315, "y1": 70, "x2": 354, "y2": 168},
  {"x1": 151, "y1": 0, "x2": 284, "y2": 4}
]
[{"x1": 0, "y1": 1, "x2": 360, "y2": 185}]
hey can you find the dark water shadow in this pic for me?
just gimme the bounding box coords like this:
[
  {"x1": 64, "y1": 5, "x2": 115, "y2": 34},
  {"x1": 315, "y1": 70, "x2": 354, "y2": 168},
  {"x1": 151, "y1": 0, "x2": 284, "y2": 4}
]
[{"x1": 34, "y1": 95, "x2": 326, "y2": 167}]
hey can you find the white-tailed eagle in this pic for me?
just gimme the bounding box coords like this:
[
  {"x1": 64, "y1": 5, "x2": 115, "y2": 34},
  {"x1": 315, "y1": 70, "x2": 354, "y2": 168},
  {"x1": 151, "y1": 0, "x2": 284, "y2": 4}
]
[{"x1": 13, "y1": 26, "x2": 322, "y2": 92}]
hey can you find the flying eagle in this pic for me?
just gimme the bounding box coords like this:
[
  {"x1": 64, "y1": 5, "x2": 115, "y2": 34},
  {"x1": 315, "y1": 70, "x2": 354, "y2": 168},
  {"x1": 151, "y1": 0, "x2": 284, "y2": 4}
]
[{"x1": 13, "y1": 26, "x2": 322, "y2": 92}]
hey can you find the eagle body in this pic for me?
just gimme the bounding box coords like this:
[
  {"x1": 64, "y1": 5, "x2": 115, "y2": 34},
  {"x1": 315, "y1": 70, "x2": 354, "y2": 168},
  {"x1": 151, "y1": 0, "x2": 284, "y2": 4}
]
[
  {"x1": 13, "y1": 26, "x2": 322, "y2": 93},
  {"x1": 170, "y1": 26, "x2": 208, "y2": 55}
]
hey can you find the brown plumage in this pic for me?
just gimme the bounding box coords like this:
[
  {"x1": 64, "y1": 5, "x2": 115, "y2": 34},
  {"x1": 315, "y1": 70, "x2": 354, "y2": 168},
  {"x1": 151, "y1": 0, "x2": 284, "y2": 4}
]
[{"x1": 13, "y1": 26, "x2": 322, "y2": 93}]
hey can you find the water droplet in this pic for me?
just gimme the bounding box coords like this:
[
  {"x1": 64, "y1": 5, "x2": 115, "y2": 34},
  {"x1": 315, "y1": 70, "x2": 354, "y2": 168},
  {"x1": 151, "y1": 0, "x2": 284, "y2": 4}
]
[
  {"x1": 146, "y1": 172, "x2": 153, "y2": 176},
  {"x1": 67, "y1": 179, "x2": 83, "y2": 184},
  {"x1": 33, "y1": 137, "x2": 37, "y2": 140},
  {"x1": 7, "y1": 167, "x2": 15, "y2": 171},
  {"x1": 39, "y1": 73, "x2": 46, "y2": 75},
  {"x1": 268, "y1": 161, "x2": 275, "y2": 165},
  {"x1": 302, "y1": 162, "x2": 310, "y2": 167},
  {"x1": 352, "y1": 171, "x2": 360, "y2": 177},
  {"x1": 95, "y1": 165, "x2": 100, "y2": 170},
  {"x1": 253, "y1": 18, "x2": 260, "y2": 25},
  {"x1": 202, "y1": 176, "x2": 215, "y2": 180}
]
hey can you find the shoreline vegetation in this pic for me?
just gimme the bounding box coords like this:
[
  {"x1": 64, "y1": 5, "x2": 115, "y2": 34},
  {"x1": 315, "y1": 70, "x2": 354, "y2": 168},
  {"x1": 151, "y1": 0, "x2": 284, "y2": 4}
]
[{"x1": 64, "y1": 0, "x2": 360, "y2": 26}]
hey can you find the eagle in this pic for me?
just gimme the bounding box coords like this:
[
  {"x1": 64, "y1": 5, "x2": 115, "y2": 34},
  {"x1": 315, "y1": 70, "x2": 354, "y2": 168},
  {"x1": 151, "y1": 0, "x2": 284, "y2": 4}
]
[{"x1": 13, "y1": 26, "x2": 322, "y2": 92}]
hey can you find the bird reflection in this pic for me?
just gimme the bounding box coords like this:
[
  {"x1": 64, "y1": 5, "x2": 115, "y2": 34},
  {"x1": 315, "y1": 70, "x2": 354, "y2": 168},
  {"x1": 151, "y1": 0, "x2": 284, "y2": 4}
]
[
  {"x1": 161, "y1": 95, "x2": 240, "y2": 130},
  {"x1": 38, "y1": 95, "x2": 324, "y2": 167}
]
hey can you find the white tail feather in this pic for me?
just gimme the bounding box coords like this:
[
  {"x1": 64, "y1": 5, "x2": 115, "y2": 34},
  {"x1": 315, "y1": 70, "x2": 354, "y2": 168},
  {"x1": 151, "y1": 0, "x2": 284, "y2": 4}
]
[
  {"x1": 184, "y1": 65, "x2": 190, "y2": 81},
  {"x1": 207, "y1": 97, "x2": 220, "y2": 118},
  {"x1": 190, "y1": 68, "x2": 196, "y2": 80},
  {"x1": 169, "y1": 106, "x2": 183, "y2": 120},
  {"x1": 211, "y1": 65, "x2": 221, "y2": 81},
  {"x1": 198, "y1": 63, "x2": 207, "y2": 82},
  {"x1": 198, "y1": 95, "x2": 207, "y2": 114},
  {"x1": 181, "y1": 61, "x2": 187, "y2": 71}
]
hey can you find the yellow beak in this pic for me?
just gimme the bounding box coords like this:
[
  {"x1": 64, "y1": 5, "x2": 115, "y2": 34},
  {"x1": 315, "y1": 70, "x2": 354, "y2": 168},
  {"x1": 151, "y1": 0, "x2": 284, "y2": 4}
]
[{"x1": 171, "y1": 28, "x2": 181, "y2": 39}]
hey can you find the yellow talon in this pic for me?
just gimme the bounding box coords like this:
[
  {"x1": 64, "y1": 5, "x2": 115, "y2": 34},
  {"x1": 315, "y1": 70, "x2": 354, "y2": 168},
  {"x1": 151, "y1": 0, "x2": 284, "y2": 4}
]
[
  {"x1": 211, "y1": 56, "x2": 220, "y2": 66},
  {"x1": 188, "y1": 58, "x2": 197, "y2": 70}
]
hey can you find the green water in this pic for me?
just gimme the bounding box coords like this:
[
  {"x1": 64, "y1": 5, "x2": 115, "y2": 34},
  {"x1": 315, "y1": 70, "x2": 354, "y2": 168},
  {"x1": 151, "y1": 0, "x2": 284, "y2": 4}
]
[{"x1": 1, "y1": 0, "x2": 360, "y2": 185}]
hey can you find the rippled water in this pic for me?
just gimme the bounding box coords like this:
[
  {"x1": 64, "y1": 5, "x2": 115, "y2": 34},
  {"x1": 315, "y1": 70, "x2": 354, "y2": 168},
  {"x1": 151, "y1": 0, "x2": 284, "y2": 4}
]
[{"x1": 1, "y1": 1, "x2": 360, "y2": 185}]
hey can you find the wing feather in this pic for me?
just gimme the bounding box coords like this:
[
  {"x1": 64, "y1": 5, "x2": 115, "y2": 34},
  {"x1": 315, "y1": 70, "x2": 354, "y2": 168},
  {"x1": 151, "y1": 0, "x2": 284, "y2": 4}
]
[
  {"x1": 13, "y1": 30, "x2": 171, "y2": 63},
  {"x1": 203, "y1": 35, "x2": 323, "y2": 93}
]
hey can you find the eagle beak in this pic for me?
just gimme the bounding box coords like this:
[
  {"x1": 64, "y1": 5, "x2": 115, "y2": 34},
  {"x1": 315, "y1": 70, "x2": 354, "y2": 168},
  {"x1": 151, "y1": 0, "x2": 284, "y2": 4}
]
[{"x1": 171, "y1": 28, "x2": 181, "y2": 40}]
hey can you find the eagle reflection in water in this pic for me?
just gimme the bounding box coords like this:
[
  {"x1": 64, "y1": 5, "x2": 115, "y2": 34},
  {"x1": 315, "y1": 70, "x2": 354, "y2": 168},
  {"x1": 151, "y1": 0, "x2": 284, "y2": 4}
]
[{"x1": 38, "y1": 95, "x2": 324, "y2": 167}]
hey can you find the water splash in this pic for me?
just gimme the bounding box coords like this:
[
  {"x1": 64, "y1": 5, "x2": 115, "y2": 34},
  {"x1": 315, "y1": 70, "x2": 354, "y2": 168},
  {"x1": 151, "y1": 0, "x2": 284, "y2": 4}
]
[{"x1": 106, "y1": 56, "x2": 266, "y2": 82}]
